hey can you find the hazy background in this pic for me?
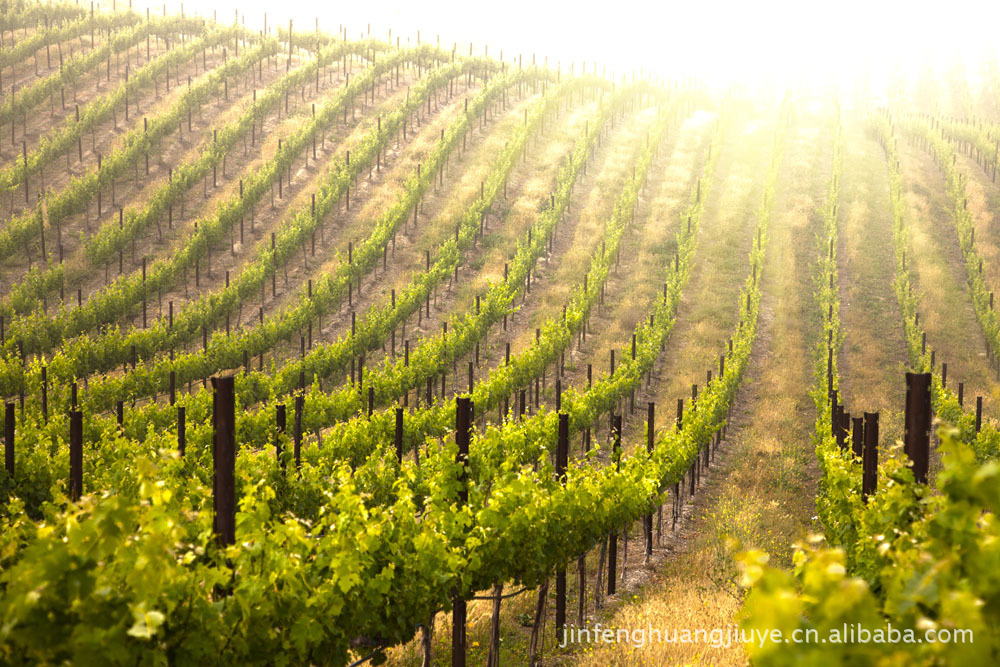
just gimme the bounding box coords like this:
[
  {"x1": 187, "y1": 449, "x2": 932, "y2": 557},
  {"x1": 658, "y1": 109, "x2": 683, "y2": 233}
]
[{"x1": 116, "y1": 0, "x2": 1000, "y2": 107}]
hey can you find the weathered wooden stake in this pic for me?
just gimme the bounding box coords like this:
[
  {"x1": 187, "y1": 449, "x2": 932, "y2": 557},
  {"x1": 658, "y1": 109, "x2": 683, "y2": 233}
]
[
  {"x1": 395, "y1": 408, "x2": 404, "y2": 463},
  {"x1": 4, "y1": 403, "x2": 14, "y2": 476},
  {"x1": 452, "y1": 397, "x2": 472, "y2": 667},
  {"x1": 862, "y1": 412, "x2": 879, "y2": 499},
  {"x1": 294, "y1": 395, "x2": 304, "y2": 469},
  {"x1": 275, "y1": 404, "x2": 286, "y2": 468},
  {"x1": 69, "y1": 410, "x2": 83, "y2": 501},
  {"x1": 645, "y1": 401, "x2": 655, "y2": 562},
  {"x1": 851, "y1": 416, "x2": 863, "y2": 459},
  {"x1": 211, "y1": 376, "x2": 236, "y2": 546},
  {"x1": 904, "y1": 372, "x2": 931, "y2": 484},
  {"x1": 554, "y1": 412, "x2": 569, "y2": 638},
  {"x1": 607, "y1": 414, "x2": 622, "y2": 595},
  {"x1": 178, "y1": 407, "x2": 186, "y2": 456}
]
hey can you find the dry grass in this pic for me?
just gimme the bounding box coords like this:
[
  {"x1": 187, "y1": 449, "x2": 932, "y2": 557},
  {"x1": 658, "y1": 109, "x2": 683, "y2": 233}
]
[
  {"x1": 149, "y1": 61, "x2": 407, "y2": 325},
  {"x1": 449, "y1": 99, "x2": 602, "y2": 317},
  {"x1": 640, "y1": 112, "x2": 769, "y2": 428},
  {"x1": 303, "y1": 82, "x2": 554, "y2": 361},
  {"x1": 2, "y1": 37, "x2": 228, "y2": 289},
  {"x1": 444, "y1": 98, "x2": 652, "y2": 377},
  {"x1": 49, "y1": 50, "x2": 318, "y2": 304},
  {"x1": 382, "y1": 104, "x2": 695, "y2": 667},
  {"x1": 562, "y1": 111, "x2": 714, "y2": 392},
  {"x1": 506, "y1": 106, "x2": 661, "y2": 357},
  {"x1": 957, "y1": 152, "x2": 1000, "y2": 294},
  {"x1": 899, "y1": 141, "x2": 1000, "y2": 408},
  {"x1": 837, "y1": 119, "x2": 908, "y2": 446},
  {"x1": 260, "y1": 77, "x2": 473, "y2": 325},
  {"x1": 559, "y1": 107, "x2": 829, "y2": 667}
]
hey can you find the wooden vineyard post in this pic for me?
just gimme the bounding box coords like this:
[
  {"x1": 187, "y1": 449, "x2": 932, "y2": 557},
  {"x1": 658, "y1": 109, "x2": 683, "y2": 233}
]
[
  {"x1": 211, "y1": 376, "x2": 236, "y2": 546},
  {"x1": 584, "y1": 364, "x2": 593, "y2": 452},
  {"x1": 836, "y1": 407, "x2": 849, "y2": 449},
  {"x1": 645, "y1": 401, "x2": 655, "y2": 560},
  {"x1": 607, "y1": 414, "x2": 622, "y2": 596},
  {"x1": 851, "y1": 416, "x2": 863, "y2": 459},
  {"x1": 276, "y1": 404, "x2": 286, "y2": 469},
  {"x1": 69, "y1": 410, "x2": 82, "y2": 501},
  {"x1": 395, "y1": 407, "x2": 404, "y2": 463},
  {"x1": 554, "y1": 413, "x2": 569, "y2": 640},
  {"x1": 829, "y1": 389, "x2": 838, "y2": 438},
  {"x1": 977, "y1": 396, "x2": 983, "y2": 433},
  {"x1": 5, "y1": 402, "x2": 14, "y2": 476},
  {"x1": 294, "y1": 395, "x2": 304, "y2": 469},
  {"x1": 862, "y1": 412, "x2": 879, "y2": 500},
  {"x1": 904, "y1": 372, "x2": 931, "y2": 484},
  {"x1": 177, "y1": 407, "x2": 186, "y2": 456},
  {"x1": 673, "y1": 398, "x2": 683, "y2": 529},
  {"x1": 452, "y1": 397, "x2": 471, "y2": 667}
]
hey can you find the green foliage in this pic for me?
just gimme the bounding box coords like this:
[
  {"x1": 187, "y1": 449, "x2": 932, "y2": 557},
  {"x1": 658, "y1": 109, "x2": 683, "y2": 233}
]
[
  {"x1": 739, "y1": 430, "x2": 1000, "y2": 665},
  {"x1": 0, "y1": 101, "x2": 787, "y2": 666},
  {"x1": 0, "y1": 24, "x2": 245, "y2": 227},
  {"x1": 0, "y1": 38, "x2": 388, "y2": 324},
  {"x1": 0, "y1": 13, "x2": 201, "y2": 128},
  {"x1": 0, "y1": 45, "x2": 478, "y2": 390},
  {"x1": 739, "y1": 108, "x2": 1000, "y2": 665}
]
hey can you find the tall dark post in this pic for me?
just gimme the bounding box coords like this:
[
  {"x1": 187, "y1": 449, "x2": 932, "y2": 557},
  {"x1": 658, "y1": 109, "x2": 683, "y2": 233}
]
[
  {"x1": 836, "y1": 407, "x2": 849, "y2": 449},
  {"x1": 644, "y1": 402, "x2": 655, "y2": 560},
  {"x1": 452, "y1": 397, "x2": 472, "y2": 667},
  {"x1": 69, "y1": 410, "x2": 83, "y2": 501},
  {"x1": 5, "y1": 403, "x2": 14, "y2": 476},
  {"x1": 394, "y1": 407, "x2": 404, "y2": 463},
  {"x1": 554, "y1": 413, "x2": 569, "y2": 639},
  {"x1": 276, "y1": 404, "x2": 286, "y2": 468},
  {"x1": 177, "y1": 407, "x2": 186, "y2": 456},
  {"x1": 294, "y1": 395, "x2": 304, "y2": 469},
  {"x1": 116, "y1": 400, "x2": 124, "y2": 429},
  {"x1": 976, "y1": 396, "x2": 984, "y2": 433},
  {"x1": 851, "y1": 416, "x2": 863, "y2": 459},
  {"x1": 211, "y1": 376, "x2": 236, "y2": 546},
  {"x1": 830, "y1": 389, "x2": 838, "y2": 438},
  {"x1": 607, "y1": 415, "x2": 622, "y2": 596},
  {"x1": 862, "y1": 412, "x2": 879, "y2": 499},
  {"x1": 904, "y1": 373, "x2": 931, "y2": 484}
]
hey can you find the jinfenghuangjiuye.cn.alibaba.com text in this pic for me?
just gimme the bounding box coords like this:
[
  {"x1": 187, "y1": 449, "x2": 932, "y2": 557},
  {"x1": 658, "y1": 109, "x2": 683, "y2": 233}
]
[{"x1": 557, "y1": 624, "x2": 974, "y2": 650}]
